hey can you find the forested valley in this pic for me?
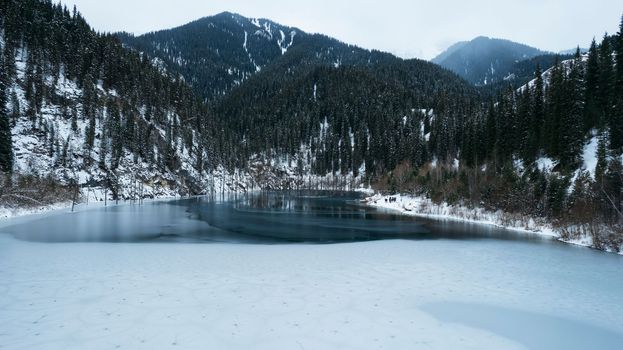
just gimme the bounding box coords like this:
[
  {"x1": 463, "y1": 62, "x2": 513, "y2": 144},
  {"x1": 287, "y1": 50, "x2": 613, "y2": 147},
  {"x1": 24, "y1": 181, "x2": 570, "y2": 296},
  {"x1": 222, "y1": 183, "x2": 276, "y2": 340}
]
[{"x1": 1, "y1": 0, "x2": 622, "y2": 250}]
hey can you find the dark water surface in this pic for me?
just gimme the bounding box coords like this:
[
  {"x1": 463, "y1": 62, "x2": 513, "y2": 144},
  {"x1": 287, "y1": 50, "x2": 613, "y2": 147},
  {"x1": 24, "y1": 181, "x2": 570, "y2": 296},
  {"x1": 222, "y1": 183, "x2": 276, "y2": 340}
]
[{"x1": 2, "y1": 191, "x2": 549, "y2": 244}]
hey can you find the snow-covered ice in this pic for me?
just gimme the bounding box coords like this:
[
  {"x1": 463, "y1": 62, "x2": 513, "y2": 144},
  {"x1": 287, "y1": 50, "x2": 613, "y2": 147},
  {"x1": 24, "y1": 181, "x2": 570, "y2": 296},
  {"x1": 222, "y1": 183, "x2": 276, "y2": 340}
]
[
  {"x1": 1, "y1": 231, "x2": 623, "y2": 349},
  {"x1": 1, "y1": 197, "x2": 623, "y2": 349}
]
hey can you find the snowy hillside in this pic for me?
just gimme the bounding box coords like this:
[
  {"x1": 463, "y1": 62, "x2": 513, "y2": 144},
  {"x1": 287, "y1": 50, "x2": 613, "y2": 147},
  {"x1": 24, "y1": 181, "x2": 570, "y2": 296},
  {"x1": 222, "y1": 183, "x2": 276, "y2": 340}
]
[
  {"x1": 4, "y1": 45, "x2": 364, "y2": 200},
  {"x1": 432, "y1": 36, "x2": 548, "y2": 86},
  {"x1": 6, "y1": 47, "x2": 210, "y2": 199},
  {"x1": 117, "y1": 12, "x2": 305, "y2": 101},
  {"x1": 1, "y1": 3, "x2": 370, "y2": 213},
  {"x1": 518, "y1": 54, "x2": 588, "y2": 91}
]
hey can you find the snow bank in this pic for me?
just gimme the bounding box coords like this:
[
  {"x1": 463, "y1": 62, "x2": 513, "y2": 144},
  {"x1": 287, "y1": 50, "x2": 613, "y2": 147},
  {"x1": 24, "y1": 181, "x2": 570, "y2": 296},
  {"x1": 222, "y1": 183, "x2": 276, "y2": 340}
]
[
  {"x1": 0, "y1": 195, "x2": 179, "y2": 225},
  {"x1": 365, "y1": 193, "x2": 623, "y2": 255},
  {"x1": 535, "y1": 157, "x2": 556, "y2": 172},
  {"x1": 0, "y1": 201, "x2": 73, "y2": 222},
  {"x1": 582, "y1": 136, "x2": 599, "y2": 179},
  {"x1": 365, "y1": 194, "x2": 557, "y2": 237}
]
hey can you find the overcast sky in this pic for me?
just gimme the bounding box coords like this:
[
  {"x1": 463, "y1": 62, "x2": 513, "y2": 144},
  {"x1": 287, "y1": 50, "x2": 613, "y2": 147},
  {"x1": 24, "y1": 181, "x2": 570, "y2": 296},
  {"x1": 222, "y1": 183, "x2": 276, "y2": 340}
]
[{"x1": 59, "y1": 0, "x2": 621, "y2": 60}]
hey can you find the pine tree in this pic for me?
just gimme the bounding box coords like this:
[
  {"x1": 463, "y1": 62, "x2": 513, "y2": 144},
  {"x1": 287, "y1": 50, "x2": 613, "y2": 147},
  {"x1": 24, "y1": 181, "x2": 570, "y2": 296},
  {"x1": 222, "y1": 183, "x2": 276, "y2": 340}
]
[
  {"x1": 544, "y1": 57, "x2": 564, "y2": 158},
  {"x1": 559, "y1": 50, "x2": 585, "y2": 169},
  {"x1": 71, "y1": 106, "x2": 78, "y2": 132},
  {"x1": 98, "y1": 122, "x2": 108, "y2": 169},
  {"x1": 547, "y1": 174, "x2": 567, "y2": 217},
  {"x1": 485, "y1": 98, "x2": 497, "y2": 160},
  {"x1": 10, "y1": 91, "x2": 19, "y2": 126},
  {"x1": 0, "y1": 51, "x2": 14, "y2": 174},
  {"x1": 497, "y1": 86, "x2": 517, "y2": 162},
  {"x1": 617, "y1": 15, "x2": 623, "y2": 88},
  {"x1": 517, "y1": 85, "x2": 532, "y2": 162},
  {"x1": 24, "y1": 51, "x2": 37, "y2": 124},
  {"x1": 595, "y1": 133, "x2": 608, "y2": 185},
  {"x1": 2, "y1": 17, "x2": 16, "y2": 82},
  {"x1": 0, "y1": 118, "x2": 13, "y2": 173},
  {"x1": 462, "y1": 118, "x2": 476, "y2": 167},
  {"x1": 584, "y1": 38, "x2": 600, "y2": 130},
  {"x1": 598, "y1": 33, "x2": 614, "y2": 128},
  {"x1": 48, "y1": 123, "x2": 56, "y2": 158},
  {"x1": 531, "y1": 64, "x2": 545, "y2": 153},
  {"x1": 109, "y1": 100, "x2": 124, "y2": 169},
  {"x1": 611, "y1": 15, "x2": 623, "y2": 150}
]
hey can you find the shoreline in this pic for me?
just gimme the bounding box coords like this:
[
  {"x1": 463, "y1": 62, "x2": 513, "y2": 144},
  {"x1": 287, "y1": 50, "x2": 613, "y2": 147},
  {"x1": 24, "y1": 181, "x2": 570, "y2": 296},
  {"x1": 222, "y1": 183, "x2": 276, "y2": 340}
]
[
  {"x1": 363, "y1": 194, "x2": 557, "y2": 236},
  {"x1": 0, "y1": 187, "x2": 369, "y2": 224},
  {"x1": 0, "y1": 195, "x2": 181, "y2": 227},
  {"x1": 363, "y1": 193, "x2": 622, "y2": 256},
  {"x1": 2, "y1": 190, "x2": 620, "y2": 255}
]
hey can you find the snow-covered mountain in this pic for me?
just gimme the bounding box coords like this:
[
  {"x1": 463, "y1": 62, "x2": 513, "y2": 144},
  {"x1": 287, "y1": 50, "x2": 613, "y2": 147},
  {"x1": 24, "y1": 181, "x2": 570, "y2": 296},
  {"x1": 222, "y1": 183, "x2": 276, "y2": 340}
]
[
  {"x1": 118, "y1": 12, "x2": 307, "y2": 101},
  {"x1": 0, "y1": 2, "x2": 329, "y2": 203},
  {"x1": 117, "y1": 12, "x2": 464, "y2": 103},
  {"x1": 115, "y1": 10, "x2": 476, "y2": 180},
  {"x1": 0, "y1": 1, "x2": 473, "y2": 204},
  {"x1": 432, "y1": 36, "x2": 549, "y2": 86}
]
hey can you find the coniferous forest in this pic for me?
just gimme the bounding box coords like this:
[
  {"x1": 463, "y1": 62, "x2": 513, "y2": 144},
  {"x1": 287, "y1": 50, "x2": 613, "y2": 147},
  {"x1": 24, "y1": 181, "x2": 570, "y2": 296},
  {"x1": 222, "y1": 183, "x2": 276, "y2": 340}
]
[{"x1": 0, "y1": 0, "x2": 622, "y2": 250}]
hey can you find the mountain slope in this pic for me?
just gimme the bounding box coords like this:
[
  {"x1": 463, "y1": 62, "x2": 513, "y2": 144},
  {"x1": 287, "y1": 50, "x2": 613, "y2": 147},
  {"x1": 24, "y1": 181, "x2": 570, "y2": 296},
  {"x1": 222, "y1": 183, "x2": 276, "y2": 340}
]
[
  {"x1": 118, "y1": 11, "x2": 478, "y2": 176},
  {"x1": 118, "y1": 12, "x2": 308, "y2": 101},
  {"x1": 118, "y1": 13, "x2": 475, "y2": 104},
  {"x1": 0, "y1": 0, "x2": 222, "y2": 199},
  {"x1": 205, "y1": 25, "x2": 477, "y2": 175},
  {"x1": 433, "y1": 36, "x2": 548, "y2": 85},
  {"x1": 215, "y1": 51, "x2": 476, "y2": 164},
  {"x1": 431, "y1": 40, "x2": 468, "y2": 64},
  {"x1": 1, "y1": 2, "x2": 478, "y2": 202},
  {"x1": 478, "y1": 53, "x2": 574, "y2": 94}
]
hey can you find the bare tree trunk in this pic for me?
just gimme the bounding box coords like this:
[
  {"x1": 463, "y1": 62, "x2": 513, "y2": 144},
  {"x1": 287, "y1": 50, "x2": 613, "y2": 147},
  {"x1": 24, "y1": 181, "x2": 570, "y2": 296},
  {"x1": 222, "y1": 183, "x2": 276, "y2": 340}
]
[{"x1": 71, "y1": 182, "x2": 78, "y2": 212}]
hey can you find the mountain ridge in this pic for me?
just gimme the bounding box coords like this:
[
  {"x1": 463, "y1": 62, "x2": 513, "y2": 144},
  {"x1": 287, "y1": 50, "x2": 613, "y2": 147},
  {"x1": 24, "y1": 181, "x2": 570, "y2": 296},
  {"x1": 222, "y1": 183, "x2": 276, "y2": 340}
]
[
  {"x1": 117, "y1": 12, "x2": 474, "y2": 104},
  {"x1": 117, "y1": 12, "x2": 311, "y2": 101},
  {"x1": 433, "y1": 36, "x2": 550, "y2": 85}
]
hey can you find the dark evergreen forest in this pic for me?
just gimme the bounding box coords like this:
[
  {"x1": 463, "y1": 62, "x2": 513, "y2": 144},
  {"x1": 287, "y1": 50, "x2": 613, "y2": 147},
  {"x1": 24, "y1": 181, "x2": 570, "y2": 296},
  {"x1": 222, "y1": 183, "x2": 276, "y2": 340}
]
[{"x1": 1, "y1": 1, "x2": 622, "y2": 248}]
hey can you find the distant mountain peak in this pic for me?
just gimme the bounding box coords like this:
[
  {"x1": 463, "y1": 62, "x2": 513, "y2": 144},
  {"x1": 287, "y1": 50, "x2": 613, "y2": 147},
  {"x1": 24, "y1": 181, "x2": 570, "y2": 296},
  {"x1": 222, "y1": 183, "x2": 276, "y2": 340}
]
[
  {"x1": 432, "y1": 36, "x2": 549, "y2": 85},
  {"x1": 472, "y1": 35, "x2": 491, "y2": 41}
]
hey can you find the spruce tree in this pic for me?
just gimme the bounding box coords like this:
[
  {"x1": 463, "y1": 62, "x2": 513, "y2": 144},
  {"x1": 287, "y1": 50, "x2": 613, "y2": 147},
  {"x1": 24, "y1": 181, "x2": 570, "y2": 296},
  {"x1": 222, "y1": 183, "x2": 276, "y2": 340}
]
[
  {"x1": 0, "y1": 62, "x2": 13, "y2": 174},
  {"x1": 559, "y1": 50, "x2": 585, "y2": 169},
  {"x1": 544, "y1": 57, "x2": 564, "y2": 158},
  {"x1": 485, "y1": 99, "x2": 497, "y2": 160},
  {"x1": 617, "y1": 15, "x2": 623, "y2": 88},
  {"x1": 595, "y1": 134, "x2": 608, "y2": 185},
  {"x1": 517, "y1": 85, "x2": 533, "y2": 162},
  {"x1": 584, "y1": 39, "x2": 600, "y2": 130},
  {"x1": 111, "y1": 106, "x2": 124, "y2": 169},
  {"x1": 598, "y1": 33, "x2": 614, "y2": 128},
  {"x1": 531, "y1": 64, "x2": 545, "y2": 153},
  {"x1": 10, "y1": 91, "x2": 19, "y2": 126},
  {"x1": 611, "y1": 15, "x2": 623, "y2": 150}
]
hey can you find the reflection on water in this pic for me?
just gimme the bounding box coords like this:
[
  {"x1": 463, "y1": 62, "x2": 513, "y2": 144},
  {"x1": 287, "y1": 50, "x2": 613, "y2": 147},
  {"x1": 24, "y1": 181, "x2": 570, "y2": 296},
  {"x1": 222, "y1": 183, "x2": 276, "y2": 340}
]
[{"x1": 1, "y1": 191, "x2": 550, "y2": 244}]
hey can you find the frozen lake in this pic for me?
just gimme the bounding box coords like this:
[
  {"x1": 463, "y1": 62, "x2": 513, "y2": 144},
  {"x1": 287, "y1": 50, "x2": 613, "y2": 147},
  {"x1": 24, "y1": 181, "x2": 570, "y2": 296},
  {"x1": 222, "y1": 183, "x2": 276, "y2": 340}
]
[{"x1": 1, "y1": 192, "x2": 622, "y2": 349}]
